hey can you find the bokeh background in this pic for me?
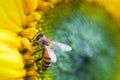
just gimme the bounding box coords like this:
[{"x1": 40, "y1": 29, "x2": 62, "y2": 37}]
[{"x1": 38, "y1": 0, "x2": 120, "y2": 80}]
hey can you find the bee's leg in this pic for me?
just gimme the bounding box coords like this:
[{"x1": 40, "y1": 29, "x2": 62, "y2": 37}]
[
  {"x1": 35, "y1": 48, "x2": 44, "y2": 62},
  {"x1": 35, "y1": 58, "x2": 42, "y2": 62},
  {"x1": 32, "y1": 42, "x2": 39, "y2": 46}
]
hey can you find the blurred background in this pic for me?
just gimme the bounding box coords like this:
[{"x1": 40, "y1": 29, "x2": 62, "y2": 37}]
[{"x1": 38, "y1": 0, "x2": 120, "y2": 80}]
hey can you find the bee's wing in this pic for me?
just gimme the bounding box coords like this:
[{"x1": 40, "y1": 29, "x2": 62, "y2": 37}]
[
  {"x1": 52, "y1": 41, "x2": 72, "y2": 51},
  {"x1": 44, "y1": 45, "x2": 57, "y2": 63}
]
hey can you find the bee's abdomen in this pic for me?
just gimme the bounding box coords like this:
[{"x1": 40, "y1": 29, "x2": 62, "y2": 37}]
[{"x1": 42, "y1": 56, "x2": 51, "y2": 71}]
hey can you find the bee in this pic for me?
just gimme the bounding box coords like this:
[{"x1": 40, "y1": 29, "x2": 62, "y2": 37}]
[{"x1": 34, "y1": 33, "x2": 72, "y2": 71}]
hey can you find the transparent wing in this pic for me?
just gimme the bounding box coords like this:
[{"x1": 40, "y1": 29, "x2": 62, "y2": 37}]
[
  {"x1": 44, "y1": 45, "x2": 57, "y2": 63},
  {"x1": 52, "y1": 41, "x2": 72, "y2": 51}
]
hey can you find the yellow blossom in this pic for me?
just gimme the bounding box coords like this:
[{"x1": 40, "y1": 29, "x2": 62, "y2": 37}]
[{"x1": 0, "y1": 0, "x2": 60, "y2": 80}]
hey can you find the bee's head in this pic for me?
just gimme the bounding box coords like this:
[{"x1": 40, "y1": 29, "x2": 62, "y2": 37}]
[
  {"x1": 32, "y1": 33, "x2": 43, "y2": 46},
  {"x1": 36, "y1": 33, "x2": 43, "y2": 41},
  {"x1": 34, "y1": 33, "x2": 51, "y2": 46}
]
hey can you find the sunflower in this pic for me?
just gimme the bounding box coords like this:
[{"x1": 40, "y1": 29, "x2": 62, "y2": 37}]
[{"x1": 0, "y1": 0, "x2": 61, "y2": 80}]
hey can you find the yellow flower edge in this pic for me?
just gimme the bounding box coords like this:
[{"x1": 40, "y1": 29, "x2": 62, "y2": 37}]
[{"x1": 87, "y1": 0, "x2": 120, "y2": 25}]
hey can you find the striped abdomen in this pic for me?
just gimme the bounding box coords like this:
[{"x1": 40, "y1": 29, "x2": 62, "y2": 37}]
[{"x1": 42, "y1": 50, "x2": 51, "y2": 71}]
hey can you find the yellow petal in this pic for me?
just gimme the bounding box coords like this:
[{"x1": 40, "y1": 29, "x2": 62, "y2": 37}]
[
  {"x1": 0, "y1": 42, "x2": 24, "y2": 70},
  {"x1": 0, "y1": 0, "x2": 24, "y2": 27},
  {"x1": 0, "y1": 66, "x2": 26, "y2": 79},
  {"x1": 38, "y1": 0, "x2": 54, "y2": 11},
  {"x1": 14, "y1": 0, "x2": 27, "y2": 27},
  {"x1": 0, "y1": 29, "x2": 21, "y2": 49},
  {"x1": 0, "y1": 9, "x2": 23, "y2": 33},
  {"x1": 22, "y1": 0, "x2": 38, "y2": 14},
  {"x1": 87, "y1": 0, "x2": 120, "y2": 23},
  {"x1": 20, "y1": 27, "x2": 38, "y2": 39}
]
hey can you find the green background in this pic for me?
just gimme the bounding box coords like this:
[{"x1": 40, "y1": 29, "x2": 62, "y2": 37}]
[{"x1": 38, "y1": 1, "x2": 120, "y2": 80}]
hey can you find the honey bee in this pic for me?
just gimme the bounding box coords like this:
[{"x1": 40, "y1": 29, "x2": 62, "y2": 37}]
[{"x1": 34, "y1": 33, "x2": 72, "y2": 71}]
